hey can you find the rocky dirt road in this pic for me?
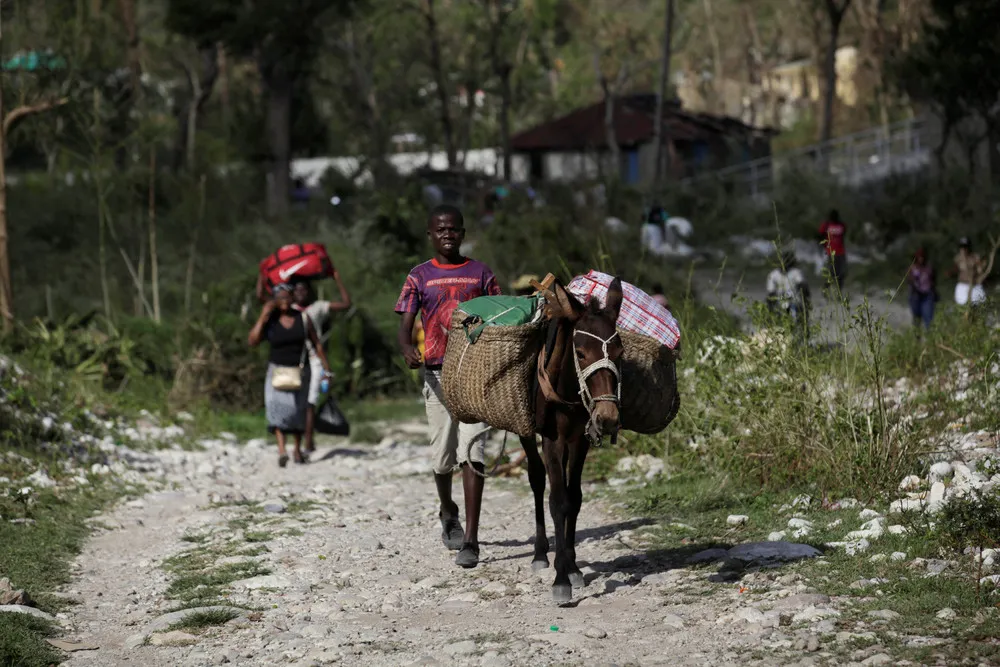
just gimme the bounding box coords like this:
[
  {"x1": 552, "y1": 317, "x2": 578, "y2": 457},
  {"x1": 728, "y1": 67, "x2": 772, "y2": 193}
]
[
  {"x1": 691, "y1": 267, "x2": 913, "y2": 343},
  {"x1": 56, "y1": 421, "x2": 837, "y2": 667}
]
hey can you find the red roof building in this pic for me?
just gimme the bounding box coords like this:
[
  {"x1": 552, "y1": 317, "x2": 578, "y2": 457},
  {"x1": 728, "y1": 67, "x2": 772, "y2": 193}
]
[{"x1": 510, "y1": 94, "x2": 776, "y2": 184}]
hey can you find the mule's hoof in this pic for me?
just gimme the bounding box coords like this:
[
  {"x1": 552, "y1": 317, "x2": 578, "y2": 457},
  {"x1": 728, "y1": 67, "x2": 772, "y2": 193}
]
[
  {"x1": 552, "y1": 584, "x2": 573, "y2": 604},
  {"x1": 531, "y1": 559, "x2": 550, "y2": 572},
  {"x1": 568, "y1": 572, "x2": 585, "y2": 588}
]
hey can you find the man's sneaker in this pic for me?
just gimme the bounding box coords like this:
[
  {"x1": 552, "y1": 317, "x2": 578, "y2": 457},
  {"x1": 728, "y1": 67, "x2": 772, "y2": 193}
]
[
  {"x1": 455, "y1": 543, "x2": 480, "y2": 568},
  {"x1": 440, "y1": 513, "x2": 464, "y2": 551}
]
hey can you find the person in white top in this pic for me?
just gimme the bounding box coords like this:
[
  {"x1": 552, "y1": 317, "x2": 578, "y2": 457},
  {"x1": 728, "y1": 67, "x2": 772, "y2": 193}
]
[
  {"x1": 293, "y1": 271, "x2": 352, "y2": 454},
  {"x1": 766, "y1": 252, "x2": 810, "y2": 326}
]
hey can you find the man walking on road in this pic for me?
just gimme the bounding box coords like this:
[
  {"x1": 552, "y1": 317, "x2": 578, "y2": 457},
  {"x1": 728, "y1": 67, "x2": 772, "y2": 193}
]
[
  {"x1": 395, "y1": 205, "x2": 501, "y2": 569},
  {"x1": 818, "y1": 209, "x2": 847, "y2": 295}
]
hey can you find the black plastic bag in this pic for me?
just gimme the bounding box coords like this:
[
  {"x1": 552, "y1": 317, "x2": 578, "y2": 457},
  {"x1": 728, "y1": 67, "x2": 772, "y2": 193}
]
[{"x1": 315, "y1": 397, "x2": 350, "y2": 436}]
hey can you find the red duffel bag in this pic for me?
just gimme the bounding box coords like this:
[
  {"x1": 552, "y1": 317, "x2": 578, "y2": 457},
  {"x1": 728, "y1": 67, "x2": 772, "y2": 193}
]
[{"x1": 259, "y1": 243, "x2": 334, "y2": 290}]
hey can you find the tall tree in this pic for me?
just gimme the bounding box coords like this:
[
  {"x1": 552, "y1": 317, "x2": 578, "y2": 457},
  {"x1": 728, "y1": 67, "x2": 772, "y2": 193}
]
[
  {"x1": 167, "y1": 0, "x2": 353, "y2": 217},
  {"x1": 816, "y1": 0, "x2": 853, "y2": 143},
  {"x1": 652, "y1": 0, "x2": 675, "y2": 186},
  {"x1": 894, "y1": 0, "x2": 1000, "y2": 175}
]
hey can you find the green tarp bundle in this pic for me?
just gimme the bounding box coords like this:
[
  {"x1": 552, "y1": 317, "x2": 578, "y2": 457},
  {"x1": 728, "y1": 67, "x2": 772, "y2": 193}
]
[{"x1": 456, "y1": 295, "x2": 542, "y2": 343}]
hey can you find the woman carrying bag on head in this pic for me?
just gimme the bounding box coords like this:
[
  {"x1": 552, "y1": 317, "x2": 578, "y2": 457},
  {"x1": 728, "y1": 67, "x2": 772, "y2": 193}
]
[{"x1": 249, "y1": 283, "x2": 332, "y2": 467}]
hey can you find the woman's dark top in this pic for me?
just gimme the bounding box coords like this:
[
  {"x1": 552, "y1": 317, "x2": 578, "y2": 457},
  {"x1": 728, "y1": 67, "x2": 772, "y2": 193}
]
[{"x1": 267, "y1": 312, "x2": 307, "y2": 366}]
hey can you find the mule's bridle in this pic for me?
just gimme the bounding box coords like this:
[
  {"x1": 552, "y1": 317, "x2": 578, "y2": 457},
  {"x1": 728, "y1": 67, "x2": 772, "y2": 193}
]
[{"x1": 572, "y1": 329, "x2": 621, "y2": 443}]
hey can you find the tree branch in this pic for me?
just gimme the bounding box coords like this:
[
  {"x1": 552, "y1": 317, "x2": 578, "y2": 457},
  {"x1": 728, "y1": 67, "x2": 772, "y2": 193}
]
[{"x1": 3, "y1": 98, "x2": 69, "y2": 137}]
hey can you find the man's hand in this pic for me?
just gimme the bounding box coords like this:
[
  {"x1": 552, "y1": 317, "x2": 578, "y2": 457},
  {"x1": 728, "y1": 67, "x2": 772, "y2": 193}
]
[{"x1": 402, "y1": 344, "x2": 423, "y2": 369}]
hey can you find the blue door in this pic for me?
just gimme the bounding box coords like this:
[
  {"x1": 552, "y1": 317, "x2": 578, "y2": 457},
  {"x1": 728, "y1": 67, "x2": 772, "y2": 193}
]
[{"x1": 624, "y1": 149, "x2": 640, "y2": 184}]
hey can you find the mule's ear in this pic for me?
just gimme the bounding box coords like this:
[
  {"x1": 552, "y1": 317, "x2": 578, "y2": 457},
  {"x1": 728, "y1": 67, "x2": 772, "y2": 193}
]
[
  {"x1": 545, "y1": 282, "x2": 585, "y2": 321},
  {"x1": 605, "y1": 277, "x2": 624, "y2": 321}
]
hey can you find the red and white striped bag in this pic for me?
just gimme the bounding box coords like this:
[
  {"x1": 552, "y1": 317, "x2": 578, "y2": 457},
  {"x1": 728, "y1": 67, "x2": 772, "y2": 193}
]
[{"x1": 566, "y1": 270, "x2": 681, "y2": 349}]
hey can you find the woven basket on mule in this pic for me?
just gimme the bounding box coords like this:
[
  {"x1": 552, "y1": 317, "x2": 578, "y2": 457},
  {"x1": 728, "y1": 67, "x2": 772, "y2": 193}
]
[
  {"x1": 618, "y1": 330, "x2": 681, "y2": 434},
  {"x1": 441, "y1": 309, "x2": 544, "y2": 438}
]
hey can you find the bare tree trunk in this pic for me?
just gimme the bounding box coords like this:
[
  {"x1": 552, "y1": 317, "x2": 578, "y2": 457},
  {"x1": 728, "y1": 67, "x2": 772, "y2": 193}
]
[
  {"x1": 0, "y1": 26, "x2": 70, "y2": 330},
  {"x1": 135, "y1": 219, "x2": 145, "y2": 317},
  {"x1": 702, "y1": 0, "x2": 724, "y2": 114},
  {"x1": 0, "y1": 66, "x2": 10, "y2": 332},
  {"x1": 219, "y1": 45, "x2": 231, "y2": 139},
  {"x1": 499, "y1": 70, "x2": 512, "y2": 180},
  {"x1": 423, "y1": 0, "x2": 457, "y2": 166},
  {"x1": 97, "y1": 185, "x2": 112, "y2": 322},
  {"x1": 118, "y1": 0, "x2": 141, "y2": 98},
  {"x1": 148, "y1": 148, "x2": 160, "y2": 322},
  {"x1": 184, "y1": 176, "x2": 206, "y2": 314},
  {"x1": 173, "y1": 45, "x2": 219, "y2": 170},
  {"x1": 653, "y1": 0, "x2": 675, "y2": 187},
  {"x1": 260, "y1": 58, "x2": 292, "y2": 219},
  {"x1": 819, "y1": 0, "x2": 852, "y2": 143},
  {"x1": 594, "y1": 52, "x2": 621, "y2": 179}
]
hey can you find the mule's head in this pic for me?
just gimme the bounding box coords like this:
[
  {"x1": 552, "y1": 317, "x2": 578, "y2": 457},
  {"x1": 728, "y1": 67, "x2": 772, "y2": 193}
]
[{"x1": 553, "y1": 278, "x2": 625, "y2": 439}]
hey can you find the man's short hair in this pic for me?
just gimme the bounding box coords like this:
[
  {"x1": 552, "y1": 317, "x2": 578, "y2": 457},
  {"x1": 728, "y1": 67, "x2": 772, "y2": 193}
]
[{"x1": 428, "y1": 204, "x2": 464, "y2": 227}]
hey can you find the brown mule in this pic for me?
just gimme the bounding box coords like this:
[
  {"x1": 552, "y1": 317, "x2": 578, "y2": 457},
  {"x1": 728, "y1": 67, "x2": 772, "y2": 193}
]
[{"x1": 521, "y1": 277, "x2": 625, "y2": 603}]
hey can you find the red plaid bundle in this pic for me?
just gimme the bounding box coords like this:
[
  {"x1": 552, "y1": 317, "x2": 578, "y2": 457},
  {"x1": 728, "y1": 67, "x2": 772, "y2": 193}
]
[{"x1": 567, "y1": 270, "x2": 680, "y2": 349}]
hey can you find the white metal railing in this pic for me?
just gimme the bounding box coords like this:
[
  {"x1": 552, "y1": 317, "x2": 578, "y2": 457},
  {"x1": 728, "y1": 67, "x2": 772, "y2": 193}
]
[{"x1": 683, "y1": 116, "x2": 939, "y2": 200}]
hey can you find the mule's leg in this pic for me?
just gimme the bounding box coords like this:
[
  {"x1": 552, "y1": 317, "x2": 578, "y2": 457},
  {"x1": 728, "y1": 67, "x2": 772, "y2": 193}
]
[
  {"x1": 543, "y1": 435, "x2": 572, "y2": 603},
  {"x1": 564, "y1": 436, "x2": 590, "y2": 589},
  {"x1": 520, "y1": 435, "x2": 549, "y2": 570}
]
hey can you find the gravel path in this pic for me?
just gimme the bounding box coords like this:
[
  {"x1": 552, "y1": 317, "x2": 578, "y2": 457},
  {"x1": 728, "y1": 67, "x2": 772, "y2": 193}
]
[{"x1": 56, "y1": 423, "x2": 835, "y2": 667}]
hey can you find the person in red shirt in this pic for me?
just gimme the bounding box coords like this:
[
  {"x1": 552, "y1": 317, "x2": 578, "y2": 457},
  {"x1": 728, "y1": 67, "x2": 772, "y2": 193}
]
[
  {"x1": 818, "y1": 209, "x2": 847, "y2": 293},
  {"x1": 395, "y1": 205, "x2": 501, "y2": 569}
]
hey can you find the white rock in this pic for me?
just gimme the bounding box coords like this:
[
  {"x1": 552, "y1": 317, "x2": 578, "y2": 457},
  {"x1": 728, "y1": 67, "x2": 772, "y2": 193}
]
[
  {"x1": 0, "y1": 605, "x2": 54, "y2": 621},
  {"x1": 149, "y1": 630, "x2": 198, "y2": 647},
  {"x1": 787, "y1": 518, "x2": 813, "y2": 529},
  {"x1": 826, "y1": 519, "x2": 843, "y2": 529},
  {"x1": 845, "y1": 539, "x2": 871, "y2": 555},
  {"x1": 887, "y1": 525, "x2": 908, "y2": 535},
  {"x1": 767, "y1": 531, "x2": 787, "y2": 542},
  {"x1": 232, "y1": 575, "x2": 291, "y2": 590},
  {"x1": 726, "y1": 515, "x2": 749, "y2": 526},
  {"x1": 584, "y1": 626, "x2": 608, "y2": 639},
  {"x1": 735, "y1": 607, "x2": 765, "y2": 623},
  {"x1": 481, "y1": 582, "x2": 510, "y2": 597},
  {"x1": 792, "y1": 606, "x2": 840, "y2": 623},
  {"x1": 869, "y1": 554, "x2": 887, "y2": 563},
  {"x1": 26, "y1": 470, "x2": 57, "y2": 489},
  {"x1": 929, "y1": 462, "x2": 953, "y2": 482},
  {"x1": 936, "y1": 607, "x2": 957, "y2": 620},
  {"x1": 890, "y1": 498, "x2": 925, "y2": 513},
  {"x1": 867, "y1": 609, "x2": 900, "y2": 620},
  {"x1": 859, "y1": 509, "x2": 882, "y2": 520},
  {"x1": 898, "y1": 475, "x2": 922, "y2": 491},
  {"x1": 927, "y1": 482, "x2": 947, "y2": 513},
  {"x1": 444, "y1": 640, "x2": 477, "y2": 656},
  {"x1": 890, "y1": 552, "x2": 908, "y2": 561},
  {"x1": 661, "y1": 614, "x2": 685, "y2": 629}
]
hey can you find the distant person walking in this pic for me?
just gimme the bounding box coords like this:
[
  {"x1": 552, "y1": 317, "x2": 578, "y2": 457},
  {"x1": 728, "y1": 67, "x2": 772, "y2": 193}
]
[
  {"x1": 395, "y1": 204, "x2": 501, "y2": 569},
  {"x1": 907, "y1": 248, "x2": 937, "y2": 330},
  {"x1": 766, "y1": 252, "x2": 810, "y2": 324},
  {"x1": 249, "y1": 284, "x2": 332, "y2": 467},
  {"x1": 293, "y1": 273, "x2": 352, "y2": 454},
  {"x1": 818, "y1": 209, "x2": 847, "y2": 293},
  {"x1": 952, "y1": 238, "x2": 987, "y2": 307},
  {"x1": 649, "y1": 283, "x2": 670, "y2": 310}
]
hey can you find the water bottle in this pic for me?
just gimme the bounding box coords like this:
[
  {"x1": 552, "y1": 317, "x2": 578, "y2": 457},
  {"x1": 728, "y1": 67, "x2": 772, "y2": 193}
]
[{"x1": 319, "y1": 377, "x2": 330, "y2": 395}]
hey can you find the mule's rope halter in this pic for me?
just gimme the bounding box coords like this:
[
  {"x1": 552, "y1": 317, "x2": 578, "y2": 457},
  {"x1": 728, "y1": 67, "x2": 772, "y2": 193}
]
[{"x1": 572, "y1": 329, "x2": 622, "y2": 444}]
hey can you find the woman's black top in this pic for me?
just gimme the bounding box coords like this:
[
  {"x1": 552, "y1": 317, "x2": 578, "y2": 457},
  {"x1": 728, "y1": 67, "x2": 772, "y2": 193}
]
[{"x1": 267, "y1": 312, "x2": 307, "y2": 366}]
